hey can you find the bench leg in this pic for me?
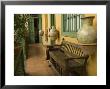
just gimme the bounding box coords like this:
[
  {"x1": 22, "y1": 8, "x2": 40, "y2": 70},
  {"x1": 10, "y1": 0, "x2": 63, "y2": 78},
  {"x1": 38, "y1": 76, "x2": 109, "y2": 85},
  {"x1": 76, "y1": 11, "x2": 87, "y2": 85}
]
[{"x1": 46, "y1": 47, "x2": 50, "y2": 60}]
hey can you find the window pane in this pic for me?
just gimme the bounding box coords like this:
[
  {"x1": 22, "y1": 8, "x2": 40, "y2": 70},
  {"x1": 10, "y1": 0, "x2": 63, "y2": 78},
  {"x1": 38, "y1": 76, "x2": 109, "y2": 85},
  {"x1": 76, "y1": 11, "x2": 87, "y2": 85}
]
[
  {"x1": 77, "y1": 14, "x2": 80, "y2": 31},
  {"x1": 72, "y1": 14, "x2": 74, "y2": 32},
  {"x1": 63, "y1": 14, "x2": 82, "y2": 33},
  {"x1": 68, "y1": 14, "x2": 71, "y2": 32},
  {"x1": 70, "y1": 14, "x2": 72, "y2": 32},
  {"x1": 74, "y1": 14, "x2": 77, "y2": 32},
  {"x1": 66, "y1": 14, "x2": 68, "y2": 32}
]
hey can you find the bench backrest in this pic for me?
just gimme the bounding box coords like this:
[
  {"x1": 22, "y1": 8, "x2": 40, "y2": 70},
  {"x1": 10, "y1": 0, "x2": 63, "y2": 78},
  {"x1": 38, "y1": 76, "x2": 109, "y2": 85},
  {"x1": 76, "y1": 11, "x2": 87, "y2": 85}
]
[
  {"x1": 60, "y1": 40, "x2": 86, "y2": 57},
  {"x1": 60, "y1": 40, "x2": 89, "y2": 65}
]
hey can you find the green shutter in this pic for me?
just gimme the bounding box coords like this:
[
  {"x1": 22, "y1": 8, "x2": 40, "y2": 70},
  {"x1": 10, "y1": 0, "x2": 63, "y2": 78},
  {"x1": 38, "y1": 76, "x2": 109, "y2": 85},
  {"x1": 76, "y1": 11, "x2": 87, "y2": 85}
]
[
  {"x1": 50, "y1": 14, "x2": 55, "y2": 27},
  {"x1": 29, "y1": 16, "x2": 35, "y2": 43},
  {"x1": 38, "y1": 14, "x2": 42, "y2": 43},
  {"x1": 38, "y1": 14, "x2": 42, "y2": 30},
  {"x1": 62, "y1": 14, "x2": 83, "y2": 38}
]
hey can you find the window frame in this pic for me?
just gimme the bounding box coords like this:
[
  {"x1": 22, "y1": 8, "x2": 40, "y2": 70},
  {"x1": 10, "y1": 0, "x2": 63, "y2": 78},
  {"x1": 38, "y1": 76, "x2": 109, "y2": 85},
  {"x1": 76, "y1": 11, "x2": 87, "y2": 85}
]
[{"x1": 61, "y1": 14, "x2": 83, "y2": 38}]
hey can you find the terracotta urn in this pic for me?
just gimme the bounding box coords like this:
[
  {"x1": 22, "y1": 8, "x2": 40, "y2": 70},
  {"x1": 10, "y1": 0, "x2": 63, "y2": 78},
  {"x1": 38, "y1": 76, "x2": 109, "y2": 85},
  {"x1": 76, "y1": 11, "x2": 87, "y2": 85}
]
[
  {"x1": 77, "y1": 16, "x2": 97, "y2": 44},
  {"x1": 48, "y1": 26, "x2": 57, "y2": 45}
]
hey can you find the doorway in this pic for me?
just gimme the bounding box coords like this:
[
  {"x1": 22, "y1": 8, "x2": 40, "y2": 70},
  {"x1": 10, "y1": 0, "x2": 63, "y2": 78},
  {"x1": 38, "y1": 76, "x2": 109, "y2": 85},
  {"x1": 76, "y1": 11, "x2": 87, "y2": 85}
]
[
  {"x1": 29, "y1": 14, "x2": 42, "y2": 44},
  {"x1": 34, "y1": 17, "x2": 39, "y2": 43}
]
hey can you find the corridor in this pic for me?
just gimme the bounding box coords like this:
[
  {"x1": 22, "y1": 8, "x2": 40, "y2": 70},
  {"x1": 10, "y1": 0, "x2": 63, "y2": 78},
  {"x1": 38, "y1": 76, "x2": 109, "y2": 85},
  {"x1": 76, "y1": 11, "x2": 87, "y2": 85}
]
[{"x1": 25, "y1": 43, "x2": 58, "y2": 76}]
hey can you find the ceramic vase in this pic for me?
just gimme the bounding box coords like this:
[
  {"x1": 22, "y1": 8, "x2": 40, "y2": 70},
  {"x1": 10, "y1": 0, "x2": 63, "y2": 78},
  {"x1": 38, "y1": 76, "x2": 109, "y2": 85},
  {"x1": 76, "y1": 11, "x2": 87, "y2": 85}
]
[
  {"x1": 49, "y1": 26, "x2": 57, "y2": 45},
  {"x1": 77, "y1": 16, "x2": 97, "y2": 44}
]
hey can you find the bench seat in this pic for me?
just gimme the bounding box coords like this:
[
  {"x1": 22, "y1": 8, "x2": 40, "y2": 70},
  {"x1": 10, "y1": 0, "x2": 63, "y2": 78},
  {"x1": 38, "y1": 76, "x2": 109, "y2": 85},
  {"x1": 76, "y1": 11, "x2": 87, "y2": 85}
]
[{"x1": 49, "y1": 50, "x2": 68, "y2": 68}]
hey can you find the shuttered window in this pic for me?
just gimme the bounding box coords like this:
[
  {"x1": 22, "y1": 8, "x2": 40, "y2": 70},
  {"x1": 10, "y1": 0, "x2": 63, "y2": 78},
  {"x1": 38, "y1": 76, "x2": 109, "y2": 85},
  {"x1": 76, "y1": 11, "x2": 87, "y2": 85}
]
[
  {"x1": 62, "y1": 14, "x2": 83, "y2": 37},
  {"x1": 50, "y1": 14, "x2": 55, "y2": 26}
]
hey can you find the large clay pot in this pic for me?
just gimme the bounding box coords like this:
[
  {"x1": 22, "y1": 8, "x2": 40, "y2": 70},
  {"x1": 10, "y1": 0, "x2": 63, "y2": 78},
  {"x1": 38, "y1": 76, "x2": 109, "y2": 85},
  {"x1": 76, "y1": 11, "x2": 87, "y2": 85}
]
[
  {"x1": 77, "y1": 16, "x2": 97, "y2": 44},
  {"x1": 48, "y1": 26, "x2": 57, "y2": 45},
  {"x1": 49, "y1": 26, "x2": 57, "y2": 40}
]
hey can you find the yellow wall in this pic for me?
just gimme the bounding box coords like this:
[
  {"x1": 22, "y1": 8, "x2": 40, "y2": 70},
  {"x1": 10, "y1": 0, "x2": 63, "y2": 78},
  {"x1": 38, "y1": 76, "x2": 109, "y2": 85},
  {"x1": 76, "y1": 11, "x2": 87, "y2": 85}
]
[
  {"x1": 42, "y1": 14, "x2": 46, "y2": 44},
  {"x1": 42, "y1": 14, "x2": 49, "y2": 45},
  {"x1": 55, "y1": 14, "x2": 62, "y2": 44},
  {"x1": 42, "y1": 14, "x2": 97, "y2": 75},
  {"x1": 84, "y1": 14, "x2": 97, "y2": 76}
]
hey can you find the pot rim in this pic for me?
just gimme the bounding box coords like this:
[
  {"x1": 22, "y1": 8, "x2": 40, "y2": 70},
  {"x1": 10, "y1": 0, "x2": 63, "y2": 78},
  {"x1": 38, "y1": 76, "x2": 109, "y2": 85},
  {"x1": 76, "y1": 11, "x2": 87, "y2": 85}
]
[{"x1": 81, "y1": 16, "x2": 95, "y2": 19}]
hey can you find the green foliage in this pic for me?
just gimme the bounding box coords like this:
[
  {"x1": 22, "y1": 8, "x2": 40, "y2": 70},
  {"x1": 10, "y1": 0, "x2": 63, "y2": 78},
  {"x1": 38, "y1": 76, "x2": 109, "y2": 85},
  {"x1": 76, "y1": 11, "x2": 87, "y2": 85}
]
[{"x1": 14, "y1": 14, "x2": 30, "y2": 46}]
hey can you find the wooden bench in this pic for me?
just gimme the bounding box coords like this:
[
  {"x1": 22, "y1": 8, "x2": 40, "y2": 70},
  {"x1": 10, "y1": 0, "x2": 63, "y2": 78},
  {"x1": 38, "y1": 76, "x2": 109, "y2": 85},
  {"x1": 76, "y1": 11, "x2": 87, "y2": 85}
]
[{"x1": 48, "y1": 39, "x2": 89, "y2": 76}]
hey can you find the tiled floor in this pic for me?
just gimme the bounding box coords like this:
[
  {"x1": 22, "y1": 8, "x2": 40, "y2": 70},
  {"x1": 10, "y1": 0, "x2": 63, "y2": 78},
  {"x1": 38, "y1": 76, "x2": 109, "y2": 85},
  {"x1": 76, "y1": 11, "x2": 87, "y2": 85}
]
[{"x1": 25, "y1": 43, "x2": 58, "y2": 76}]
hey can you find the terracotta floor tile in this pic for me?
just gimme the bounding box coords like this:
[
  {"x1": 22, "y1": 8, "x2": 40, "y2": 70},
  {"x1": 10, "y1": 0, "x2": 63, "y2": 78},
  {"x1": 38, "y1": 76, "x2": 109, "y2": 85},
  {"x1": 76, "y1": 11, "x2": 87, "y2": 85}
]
[{"x1": 25, "y1": 43, "x2": 58, "y2": 76}]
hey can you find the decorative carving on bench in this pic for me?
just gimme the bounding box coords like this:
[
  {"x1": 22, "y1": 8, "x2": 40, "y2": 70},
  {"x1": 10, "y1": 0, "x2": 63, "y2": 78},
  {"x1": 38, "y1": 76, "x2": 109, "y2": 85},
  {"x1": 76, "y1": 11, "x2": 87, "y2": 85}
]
[{"x1": 48, "y1": 38, "x2": 89, "y2": 76}]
